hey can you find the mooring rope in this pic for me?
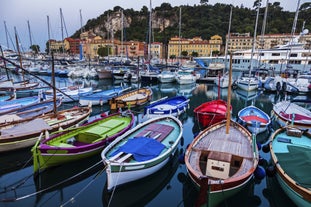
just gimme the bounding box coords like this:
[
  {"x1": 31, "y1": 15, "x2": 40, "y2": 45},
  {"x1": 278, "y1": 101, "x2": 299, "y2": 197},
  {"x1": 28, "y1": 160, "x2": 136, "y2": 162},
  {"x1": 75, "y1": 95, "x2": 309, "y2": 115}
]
[
  {"x1": 106, "y1": 163, "x2": 124, "y2": 207},
  {"x1": 60, "y1": 164, "x2": 106, "y2": 207}
]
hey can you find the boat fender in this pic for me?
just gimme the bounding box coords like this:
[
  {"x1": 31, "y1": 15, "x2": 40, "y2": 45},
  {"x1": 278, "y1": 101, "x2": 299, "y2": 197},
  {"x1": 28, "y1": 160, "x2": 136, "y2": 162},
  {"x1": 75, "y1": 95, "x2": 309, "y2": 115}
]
[
  {"x1": 178, "y1": 154, "x2": 185, "y2": 164},
  {"x1": 262, "y1": 143, "x2": 270, "y2": 153},
  {"x1": 265, "y1": 165, "x2": 276, "y2": 177},
  {"x1": 276, "y1": 82, "x2": 281, "y2": 91},
  {"x1": 258, "y1": 157, "x2": 268, "y2": 168},
  {"x1": 254, "y1": 166, "x2": 266, "y2": 180},
  {"x1": 282, "y1": 82, "x2": 287, "y2": 92}
]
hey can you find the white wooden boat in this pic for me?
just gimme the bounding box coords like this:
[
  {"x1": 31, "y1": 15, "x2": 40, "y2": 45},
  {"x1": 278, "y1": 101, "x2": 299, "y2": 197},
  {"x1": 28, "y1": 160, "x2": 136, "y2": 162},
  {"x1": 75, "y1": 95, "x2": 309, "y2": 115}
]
[
  {"x1": 271, "y1": 100, "x2": 311, "y2": 131},
  {"x1": 101, "y1": 115, "x2": 183, "y2": 191}
]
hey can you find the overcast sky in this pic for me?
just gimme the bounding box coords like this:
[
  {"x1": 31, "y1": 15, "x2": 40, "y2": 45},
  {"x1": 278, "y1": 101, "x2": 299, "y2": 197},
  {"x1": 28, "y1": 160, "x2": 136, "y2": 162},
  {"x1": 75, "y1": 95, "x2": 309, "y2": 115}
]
[{"x1": 0, "y1": 0, "x2": 303, "y2": 52}]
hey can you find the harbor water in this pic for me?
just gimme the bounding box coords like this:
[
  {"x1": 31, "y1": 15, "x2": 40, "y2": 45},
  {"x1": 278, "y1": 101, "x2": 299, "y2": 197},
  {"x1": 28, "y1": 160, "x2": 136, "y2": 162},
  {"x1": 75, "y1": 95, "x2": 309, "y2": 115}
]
[{"x1": 1, "y1": 73, "x2": 306, "y2": 207}]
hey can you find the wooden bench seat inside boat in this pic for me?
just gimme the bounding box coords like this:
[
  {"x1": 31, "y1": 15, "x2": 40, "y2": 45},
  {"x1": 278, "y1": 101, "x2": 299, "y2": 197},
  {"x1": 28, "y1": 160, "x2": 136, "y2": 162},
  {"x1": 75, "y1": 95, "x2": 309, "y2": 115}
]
[
  {"x1": 77, "y1": 120, "x2": 125, "y2": 143},
  {"x1": 134, "y1": 123, "x2": 174, "y2": 142}
]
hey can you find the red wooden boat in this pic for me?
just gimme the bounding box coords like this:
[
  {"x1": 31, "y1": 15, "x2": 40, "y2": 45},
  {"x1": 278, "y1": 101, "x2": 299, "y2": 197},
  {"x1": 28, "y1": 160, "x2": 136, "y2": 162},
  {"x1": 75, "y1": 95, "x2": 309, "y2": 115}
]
[{"x1": 194, "y1": 99, "x2": 230, "y2": 128}]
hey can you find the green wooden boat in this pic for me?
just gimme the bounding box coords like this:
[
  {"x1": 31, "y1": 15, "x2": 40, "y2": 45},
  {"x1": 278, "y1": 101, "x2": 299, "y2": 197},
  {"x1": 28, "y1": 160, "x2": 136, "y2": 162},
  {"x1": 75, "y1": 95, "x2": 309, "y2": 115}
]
[{"x1": 32, "y1": 111, "x2": 134, "y2": 173}]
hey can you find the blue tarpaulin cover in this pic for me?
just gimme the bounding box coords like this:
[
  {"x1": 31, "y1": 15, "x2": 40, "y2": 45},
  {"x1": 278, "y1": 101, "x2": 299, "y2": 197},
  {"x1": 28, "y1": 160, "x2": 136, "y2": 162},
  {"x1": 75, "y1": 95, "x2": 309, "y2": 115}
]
[{"x1": 110, "y1": 137, "x2": 165, "y2": 162}]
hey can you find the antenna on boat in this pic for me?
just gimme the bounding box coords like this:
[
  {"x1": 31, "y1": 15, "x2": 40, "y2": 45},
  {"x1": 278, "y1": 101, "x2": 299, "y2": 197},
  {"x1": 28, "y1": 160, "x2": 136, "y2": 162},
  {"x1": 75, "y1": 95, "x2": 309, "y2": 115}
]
[{"x1": 225, "y1": 54, "x2": 233, "y2": 134}]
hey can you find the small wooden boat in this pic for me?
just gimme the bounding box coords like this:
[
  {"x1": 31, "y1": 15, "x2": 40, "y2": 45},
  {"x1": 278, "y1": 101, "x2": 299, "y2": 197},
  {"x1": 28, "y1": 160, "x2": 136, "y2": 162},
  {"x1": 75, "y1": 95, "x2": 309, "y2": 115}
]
[
  {"x1": 0, "y1": 97, "x2": 62, "y2": 125},
  {"x1": 79, "y1": 86, "x2": 130, "y2": 106},
  {"x1": 0, "y1": 106, "x2": 91, "y2": 153},
  {"x1": 32, "y1": 111, "x2": 134, "y2": 173},
  {"x1": 184, "y1": 120, "x2": 259, "y2": 207},
  {"x1": 101, "y1": 115, "x2": 183, "y2": 191},
  {"x1": 271, "y1": 100, "x2": 311, "y2": 131},
  {"x1": 0, "y1": 79, "x2": 39, "y2": 91},
  {"x1": 269, "y1": 126, "x2": 311, "y2": 207},
  {"x1": 0, "y1": 95, "x2": 41, "y2": 114},
  {"x1": 109, "y1": 87, "x2": 153, "y2": 110},
  {"x1": 238, "y1": 105, "x2": 271, "y2": 134},
  {"x1": 144, "y1": 96, "x2": 189, "y2": 118},
  {"x1": 194, "y1": 99, "x2": 230, "y2": 128}
]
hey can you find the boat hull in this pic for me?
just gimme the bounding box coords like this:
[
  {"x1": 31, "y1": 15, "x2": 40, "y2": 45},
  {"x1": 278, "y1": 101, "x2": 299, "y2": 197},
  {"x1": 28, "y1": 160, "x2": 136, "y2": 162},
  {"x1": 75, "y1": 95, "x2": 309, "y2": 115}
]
[
  {"x1": 193, "y1": 99, "x2": 229, "y2": 128},
  {"x1": 102, "y1": 115, "x2": 183, "y2": 191}
]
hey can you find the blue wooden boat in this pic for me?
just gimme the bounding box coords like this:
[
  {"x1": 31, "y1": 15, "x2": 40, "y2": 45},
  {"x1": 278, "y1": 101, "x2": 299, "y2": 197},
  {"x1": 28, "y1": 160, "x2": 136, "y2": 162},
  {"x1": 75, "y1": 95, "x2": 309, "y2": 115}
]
[
  {"x1": 238, "y1": 105, "x2": 271, "y2": 134},
  {"x1": 269, "y1": 126, "x2": 311, "y2": 207},
  {"x1": 79, "y1": 86, "x2": 131, "y2": 106},
  {"x1": 0, "y1": 96, "x2": 41, "y2": 114},
  {"x1": 144, "y1": 96, "x2": 189, "y2": 118}
]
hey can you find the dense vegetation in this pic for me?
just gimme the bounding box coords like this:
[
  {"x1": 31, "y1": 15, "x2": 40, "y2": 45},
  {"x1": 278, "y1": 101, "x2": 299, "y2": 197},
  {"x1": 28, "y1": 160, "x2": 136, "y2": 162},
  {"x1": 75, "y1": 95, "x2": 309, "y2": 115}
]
[{"x1": 71, "y1": 2, "x2": 311, "y2": 44}]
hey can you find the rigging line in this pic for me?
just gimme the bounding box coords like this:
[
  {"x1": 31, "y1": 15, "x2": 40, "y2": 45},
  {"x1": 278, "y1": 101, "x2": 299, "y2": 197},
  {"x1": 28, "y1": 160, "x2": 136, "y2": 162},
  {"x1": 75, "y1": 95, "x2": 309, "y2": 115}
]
[
  {"x1": 0, "y1": 160, "x2": 104, "y2": 202},
  {"x1": 60, "y1": 164, "x2": 107, "y2": 207}
]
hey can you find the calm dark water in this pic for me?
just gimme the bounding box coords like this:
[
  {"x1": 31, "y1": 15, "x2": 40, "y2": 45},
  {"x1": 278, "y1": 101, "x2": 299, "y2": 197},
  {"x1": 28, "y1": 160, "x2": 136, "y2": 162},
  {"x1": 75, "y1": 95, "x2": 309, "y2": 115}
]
[{"x1": 0, "y1": 74, "x2": 302, "y2": 207}]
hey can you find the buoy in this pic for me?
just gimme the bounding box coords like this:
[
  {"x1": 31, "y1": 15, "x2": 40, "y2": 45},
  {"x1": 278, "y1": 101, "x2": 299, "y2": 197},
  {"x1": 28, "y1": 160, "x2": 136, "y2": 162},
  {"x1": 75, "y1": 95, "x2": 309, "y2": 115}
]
[
  {"x1": 262, "y1": 144, "x2": 270, "y2": 153},
  {"x1": 265, "y1": 165, "x2": 276, "y2": 177},
  {"x1": 100, "y1": 112, "x2": 107, "y2": 117},
  {"x1": 178, "y1": 153, "x2": 185, "y2": 164},
  {"x1": 254, "y1": 166, "x2": 266, "y2": 180},
  {"x1": 258, "y1": 157, "x2": 268, "y2": 167}
]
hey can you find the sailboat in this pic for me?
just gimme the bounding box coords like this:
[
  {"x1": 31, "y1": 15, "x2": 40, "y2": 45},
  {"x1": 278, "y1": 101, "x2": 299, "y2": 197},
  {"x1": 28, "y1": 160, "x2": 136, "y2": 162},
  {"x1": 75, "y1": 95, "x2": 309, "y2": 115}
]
[
  {"x1": 236, "y1": 4, "x2": 260, "y2": 91},
  {"x1": 185, "y1": 54, "x2": 259, "y2": 207}
]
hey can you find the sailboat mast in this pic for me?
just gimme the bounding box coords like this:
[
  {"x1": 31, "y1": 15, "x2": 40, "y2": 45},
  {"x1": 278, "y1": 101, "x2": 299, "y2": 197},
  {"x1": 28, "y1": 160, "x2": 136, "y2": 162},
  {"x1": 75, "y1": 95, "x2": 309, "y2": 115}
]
[
  {"x1": 178, "y1": 7, "x2": 182, "y2": 62},
  {"x1": 286, "y1": 0, "x2": 301, "y2": 68},
  {"x1": 148, "y1": 0, "x2": 152, "y2": 62},
  {"x1": 60, "y1": 8, "x2": 65, "y2": 55},
  {"x1": 27, "y1": 20, "x2": 33, "y2": 48},
  {"x1": 225, "y1": 53, "x2": 233, "y2": 134},
  {"x1": 47, "y1": 15, "x2": 51, "y2": 55},
  {"x1": 79, "y1": 9, "x2": 84, "y2": 34},
  {"x1": 14, "y1": 27, "x2": 24, "y2": 80},
  {"x1": 4, "y1": 21, "x2": 10, "y2": 50},
  {"x1": 224, "y1": 6, "x2": 232, "y2": 71},
  {"x1": 249, "y1": 3, "x2": 260, "y2": 77},
  {"x1": 121, "y1": 9, "x2": 124, "y2": 60},
  {"x1": 257, "y1": 0, "x2": 269, "y2": 68}
]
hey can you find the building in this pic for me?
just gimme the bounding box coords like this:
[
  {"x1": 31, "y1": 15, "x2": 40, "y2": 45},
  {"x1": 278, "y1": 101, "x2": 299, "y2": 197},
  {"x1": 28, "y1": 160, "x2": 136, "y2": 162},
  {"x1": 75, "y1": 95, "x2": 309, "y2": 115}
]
[
  {"x1": 167, "y1": 35, "x2": 223, "y2": 59},
  {"x1": 64, "y1": 38, "x2": 80, "y2": 54},
  {"x1": 226, "y1": 33, "x2": 252, "y2": 52},
  {"x1": 226, "y1": 32, "x2": 311, "y2": 52}
]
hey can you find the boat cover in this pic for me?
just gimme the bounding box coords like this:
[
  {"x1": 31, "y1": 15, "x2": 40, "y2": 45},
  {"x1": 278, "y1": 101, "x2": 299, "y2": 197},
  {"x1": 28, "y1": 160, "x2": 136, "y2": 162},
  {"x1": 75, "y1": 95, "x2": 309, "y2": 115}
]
[
  {"x1": 110, "y1": 137, "x2": 165, "y2": 162},
  {"x1": 276, "y1": 145, "x2": 311, "y2": 189}
]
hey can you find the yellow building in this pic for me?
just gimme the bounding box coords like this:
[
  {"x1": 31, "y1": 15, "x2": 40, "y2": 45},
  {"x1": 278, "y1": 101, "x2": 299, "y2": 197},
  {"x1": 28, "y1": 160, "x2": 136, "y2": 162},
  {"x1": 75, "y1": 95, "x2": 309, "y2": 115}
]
[{"x1": 168, "y1": 35, "x2": 223, "y2": 58}]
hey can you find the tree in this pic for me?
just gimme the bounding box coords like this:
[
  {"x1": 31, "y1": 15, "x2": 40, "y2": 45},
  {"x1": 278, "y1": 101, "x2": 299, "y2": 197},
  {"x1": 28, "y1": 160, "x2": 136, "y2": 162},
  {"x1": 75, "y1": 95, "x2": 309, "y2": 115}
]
[
  {"x1": 97, "y1": 46, "x2": 111, "y2": 57},
  {"x1": 181, "y1": 50, "x2": 188, "y2": 57},
  {"x1": 169, "y1": 54, "x2": 176, "y2": 60},
  {"x1": 30, "y1": 45, "x2": 40, "y2": 54},
  {"x1": 191, "y1": 51, "x2": 199, "y2": 57}
]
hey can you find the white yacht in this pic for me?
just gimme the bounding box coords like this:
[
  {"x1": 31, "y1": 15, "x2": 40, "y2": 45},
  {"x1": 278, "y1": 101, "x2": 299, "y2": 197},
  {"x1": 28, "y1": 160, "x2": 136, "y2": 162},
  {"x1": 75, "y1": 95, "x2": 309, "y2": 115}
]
[{"x1": 194, "y1": 32, "x2": 311, "y2": 73}]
